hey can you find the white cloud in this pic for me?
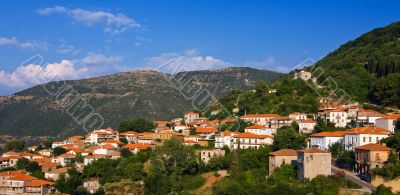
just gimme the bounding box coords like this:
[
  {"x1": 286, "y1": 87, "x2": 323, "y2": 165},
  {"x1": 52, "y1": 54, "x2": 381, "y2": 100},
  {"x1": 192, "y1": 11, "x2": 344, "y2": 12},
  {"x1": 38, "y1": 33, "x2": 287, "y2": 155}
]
[
  {"x1": 146, "y1": 49, "x2": 231, "y2": 73},
  {"x1": 244, "y1": 57, "x2": 290, "y2": 73},
  {"x1": 0, "y1": 60, "x2": 88, "y2": 91},
  {"x1": 0, "y1": 37, "x2": 18, "y2": 45},
  {"x1": 82, "y1": 52, "x2": 124, "y2": 65},
  {"x1": 0, "y1": 37, "x2": 48, "y2": 50},
  {"x1": 38, "y1": 6, "x2": 142, "y2": 35},
  {"x1": 19, "y1": 40, "x2": 49, "y2": 50},
  {"x1": 57, "y1": 41, "x2": 80, "y2": 55}
]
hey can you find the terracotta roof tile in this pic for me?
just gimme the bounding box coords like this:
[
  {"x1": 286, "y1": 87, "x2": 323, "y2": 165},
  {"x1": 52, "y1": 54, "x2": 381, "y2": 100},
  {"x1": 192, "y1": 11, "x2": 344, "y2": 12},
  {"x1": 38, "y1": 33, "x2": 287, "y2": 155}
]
[
  {"x1": 345, "y1": 126, "x2": 390, "y2": 135},
  {"x1": 26, "y1": 179, "x2": 54, "y2": 187},
  {"x1": 245, "y1": 124, "x2": 265, "y2": 129},
  {"x1": 9, "y1": 174, "x2": 38, "y2": 181},
  {"x1": 310, "y1": 131, "x2": 346, "y2": 137},
  {"x1": 300, "y1": 119, "x2": 316, "y2": 124},
  {"x1": 122, "y1": 143, "x2": 152, "y2": 150},
  {"x1": 241, "y1": 113, "x2": 282, "y2": 118},
  {"x1": 355, "y1": 144, "x2": 392, "y2": 151},
  {"x1": 234, "y1": 132, "x2": 272, "y2": 139},
  {"x1": 269, "y1": 149, "x2": 297, "y2": 156},
  {"x1": 196, "y1": 127, "x2": 218, "y2": 133}
]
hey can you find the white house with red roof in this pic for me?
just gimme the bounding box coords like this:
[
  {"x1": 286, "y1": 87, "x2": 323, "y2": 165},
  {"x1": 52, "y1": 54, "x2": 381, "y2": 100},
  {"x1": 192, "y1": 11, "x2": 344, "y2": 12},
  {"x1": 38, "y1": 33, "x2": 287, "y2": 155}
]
[
  {"x1": 329, "y1": 108, "x2": 348, "y2": 127},
  {"x1": 240, "y1": 113, "x2": 282, "y2": 126},
  {"x1": 344, "y1": 125, "x2": 391, "y2": 151},
  {"x1": 356, "y1": 109, "x2": 385, "y2": 125},
  {"x1": 309, "y1": 131, "x2": 345, "y2": 150},
  {"x1": 122, "y1": 143, "x2": 152, "y2": 154},
  {"x1": 233, "y1": 132, "x2": 272, "y2": 149},
  {"x1": 119, "y1": 131, "x2": 139, "y2": 143},
  {"x1": 93, "y1": 144, "x2": 118, "y2": 155},
  {"x1": 289, "y1": 112, "x2": 307, "y2": 121},
  {"x1": 244, "y1": 125, "x2": 276, "y2": 136},
  {"x1": 195, "y1": 127, "x2": 218, "y2": 138},
  {"x1": 86, "y1": 128, "x2": 118, "y2": 144},
  {"x1": 215, "y1": 130, "x2": 235, "y2": 149},
  {"x1": 184, "y1": 111, "x2": 200, "y2": 123},
  {"x1": 298, "y1": 119, "x2": 316, "y2": 134},
  {"x1": 376, "y1": 114, "x2": 400, "y2": 133}
]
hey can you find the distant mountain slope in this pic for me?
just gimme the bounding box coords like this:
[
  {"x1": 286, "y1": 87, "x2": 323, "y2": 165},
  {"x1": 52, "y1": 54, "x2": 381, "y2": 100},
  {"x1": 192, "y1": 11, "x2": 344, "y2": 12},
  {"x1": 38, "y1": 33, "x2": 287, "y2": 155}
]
[
  {"x1": 311, "y1": 21, "x2": 400, "y2": 102},
  {"x1": 0, "y1": 67, "x2": 283, "y2": 137},
  {"x1": 212, "y1": 22, "x2": 400, "y2": 119}
]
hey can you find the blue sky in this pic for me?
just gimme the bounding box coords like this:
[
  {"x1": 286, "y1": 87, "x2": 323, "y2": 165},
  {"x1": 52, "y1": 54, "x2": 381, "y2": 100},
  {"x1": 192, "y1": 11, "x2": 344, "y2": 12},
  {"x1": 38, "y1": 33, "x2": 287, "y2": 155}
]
[{"x1": 0, "y1": 0, "x2": 399, "y2": 95}]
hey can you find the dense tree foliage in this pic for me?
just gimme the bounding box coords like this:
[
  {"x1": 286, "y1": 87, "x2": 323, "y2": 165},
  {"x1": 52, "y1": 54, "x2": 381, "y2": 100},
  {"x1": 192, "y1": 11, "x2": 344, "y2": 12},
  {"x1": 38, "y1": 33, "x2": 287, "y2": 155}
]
[
  {"x1": 369, "y1": 73, "x2": 400, "y2": 107},
  {"x1": 4, "y1": 140, "x2": 25, "y2": 151},
  {"x1": 118, "y1": 118, "x2": 156, "y2": 133},
  {"x1": 52, "y1": 146, "x2": 68, "y2": 156},
  {"x1": 272, "y1": 124, "x2": 306, "y2": 151}
]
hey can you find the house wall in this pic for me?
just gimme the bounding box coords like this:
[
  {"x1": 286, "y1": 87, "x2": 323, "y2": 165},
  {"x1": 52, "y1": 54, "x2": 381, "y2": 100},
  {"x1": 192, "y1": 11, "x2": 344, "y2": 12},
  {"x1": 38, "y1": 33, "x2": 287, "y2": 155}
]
[
  {"x1": 297, "y1": 152, "x2": 331, "y2": 180},
  {"x1": 269, "y1": 155, "x2": 297, "y2": 176}
]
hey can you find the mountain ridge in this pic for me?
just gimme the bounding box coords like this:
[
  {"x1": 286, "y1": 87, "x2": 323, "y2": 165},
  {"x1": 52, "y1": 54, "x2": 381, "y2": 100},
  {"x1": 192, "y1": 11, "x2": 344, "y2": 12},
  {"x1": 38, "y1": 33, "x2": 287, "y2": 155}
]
[{"x1": 0, "y1": 66, "x2": 283, "y2": 137}]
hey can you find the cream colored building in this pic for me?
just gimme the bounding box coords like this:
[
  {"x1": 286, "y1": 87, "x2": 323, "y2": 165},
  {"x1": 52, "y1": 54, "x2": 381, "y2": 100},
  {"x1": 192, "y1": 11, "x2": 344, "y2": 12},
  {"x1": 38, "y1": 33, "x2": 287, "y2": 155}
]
[
  {"x1": 268, "y1": 149, "x2": 297, "y2": 176},
  {"x1": 297, "y1": 148, "x2": 331, "y2": 180}
]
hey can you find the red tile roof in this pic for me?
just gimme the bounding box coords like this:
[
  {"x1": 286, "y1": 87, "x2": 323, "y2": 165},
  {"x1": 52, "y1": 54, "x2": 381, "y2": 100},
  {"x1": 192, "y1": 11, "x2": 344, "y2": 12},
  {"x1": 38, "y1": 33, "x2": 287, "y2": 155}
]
[
  {"x1": 0, "y1": 170, "x2": 25, "y2": 176},
  {"x1": 241, "y1": 113, "x2": 281, "y2": 118},
  {"x1": 269, "y1": 149, "x2": 297, "y2": 156},
  {"x1": 345, "y1": 126, "x2": 390, "y2": 135},
  {"x1": 196, "y1": 127, "x2": 218, "y2": 133},
  {"x1": 379, "y1": 114, "x2": 400, "y2": 120},
  {"x1": 298, "y1": 148, "x2": 330, "y2": 153},
  {"x1": 245, "y1": 124, "x2": 265, "y2": 129},
  {"x1": 299, "y1": 119, "x2": 316, "y2": 124},
  {"x1": 26, "y1": 179, "x2": 54, "y2": 187},
  {"x1": 9, "y1": 174, "x2": 38, "y2": 181},
  {"x1": 355, "y1": 144, "x2": 392, "y2": 151},
  {"x1": 234, "y1": 132, "x2": 272, "y2": 139},
  {"x1": 122, "y1": 143, "x2": 152, "y2": 150},
  {"x1": 310, "y1": 131, "x2": 346, "y2": 137}
]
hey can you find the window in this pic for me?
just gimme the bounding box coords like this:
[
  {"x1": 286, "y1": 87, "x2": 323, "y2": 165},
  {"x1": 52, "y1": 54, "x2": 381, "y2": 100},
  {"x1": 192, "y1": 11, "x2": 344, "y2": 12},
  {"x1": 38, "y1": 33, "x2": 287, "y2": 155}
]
[
  {"x1": 376, "y1": 137, "x2": 379, "y2": 142},
  {"x1": 369, "y1": 137, "x2": 372, "y2": 142},
  {"x1": 363, "y1": 137, "x2": 366, "y2": 142}
]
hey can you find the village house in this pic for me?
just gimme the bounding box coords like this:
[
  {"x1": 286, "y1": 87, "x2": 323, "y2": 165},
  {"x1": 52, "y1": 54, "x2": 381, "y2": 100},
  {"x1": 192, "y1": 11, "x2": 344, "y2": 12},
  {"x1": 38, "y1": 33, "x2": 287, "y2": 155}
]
[
  {"x1": 329, "y1": 108, "x2": 348, "y2": 127},
  {"x1": 85, "y1": 128, "x2": 118, "y2": 145},
  {"x1": 298, "y1": 119, "x2": 316, "y2": 134},
  {"x1": 289, "y1": 112, "x2": 308, "y2": 121},
  {"x1": 196, "y1": 149, "x2": 225, "y2": 164},
  {"x1": 45, "y1": 167, "x2": 68, "y2": 181},
  {"x1": 344, "y1": 125, "x2": 391, "y2": 151},
  {"x1": 119, "y1": 131, "x2": 139, "y2": 143},
  {"x1": 215, "y1": 130, "x2": 235, "y2": 149},
  {"x1": 240, "y1": 113, "x2": 282, "y2": 126},
  {"x1": 184, "y1": 111, "x2": 200, "y2": 124},
  {"x1": 0, "y1": 171, "x2": 25, "y2": 192},
  {"x1": 294, "y1": 70, "x2": 312, "y2": 81},
  {"x1": 38, "y1": 149, "x2": 52, "y2": 157},
  {"x1": 269, "y1": 149, "x2": 298, "y2": 176},
  {"x1": 122, "y1": 143, "x2": 152, "y2": 154},
  {"x1": 233, "y1": 132, "x2": 272, "y2": 149},
  {"x1": 309, "y1": 131, "x2": 346, "y2": 150},
  {"x1": 0, "y1": 156, "x2": 20, "y2": 168},
  {"x1": 25, "y1": 179, "x2": 55, "y2": 194},
  {"x1": 57, "y1": 153, "x2": 76, "y2": 167},
  {"x1": 244, "y1": 124, "x2": 276, "y2": 136},
  {"x1": 376, "y1": 114, "x2": 400, "y2": 133},
  {"x1": 195, "y1": 127, "x2": 218, "y2": 138},
  {"x1": 297, "y1": 148, "x2": 331, "y2": 180},
  {"x1": 93, "y1": 144, "x2": 118, "y2": 155},
  {"x1": 354, "y1": 144, "x2": 393, "y2": 176},
  {"x1": 346, "y1": 106, "x2": 359, "y2": 118},
  {"x1": 357, "y1": 109, "x2": 385, "y2": 125},
  {"x1": 84, "y1": 179, "x2": 101, "y2": 194}
]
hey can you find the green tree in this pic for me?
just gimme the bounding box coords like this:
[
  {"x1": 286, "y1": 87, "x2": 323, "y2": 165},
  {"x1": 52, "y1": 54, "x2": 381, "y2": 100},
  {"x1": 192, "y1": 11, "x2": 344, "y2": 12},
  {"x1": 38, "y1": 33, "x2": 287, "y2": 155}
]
[
  {"x1": 118, "y1": 118, "x2": 156, "y2": 133},
  {"x1": 119, "y1": 137, "x2": 128, "y2": 144},
  {"x1": 373, "y1": 184, "x2": 393, "y2": 195},
  {"x1": 53, "y1": 147, "x2": 67, "y2": 156},
  {"x1": 4, "y1": 140, "x2": 25, "y2": 151},
  {"x1": 55, "y1": 167, "x2": 83, "y2": 194},
  {"x1": 329, "y1": 142, "x2": 345, "y2": 158},
  {"x1": 272, "y1": 126, "x2": 306, "y2": 151}
]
